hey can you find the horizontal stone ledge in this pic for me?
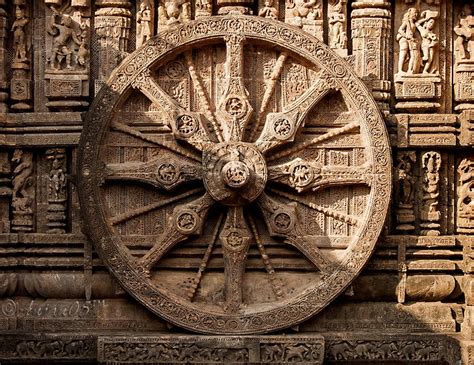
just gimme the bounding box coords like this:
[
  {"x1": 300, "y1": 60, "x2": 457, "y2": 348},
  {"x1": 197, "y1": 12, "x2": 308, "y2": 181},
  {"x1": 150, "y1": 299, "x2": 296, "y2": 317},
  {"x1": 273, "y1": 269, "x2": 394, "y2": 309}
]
[{"x1": 0, "y1": 331, "x2": 464, "y2": 364}]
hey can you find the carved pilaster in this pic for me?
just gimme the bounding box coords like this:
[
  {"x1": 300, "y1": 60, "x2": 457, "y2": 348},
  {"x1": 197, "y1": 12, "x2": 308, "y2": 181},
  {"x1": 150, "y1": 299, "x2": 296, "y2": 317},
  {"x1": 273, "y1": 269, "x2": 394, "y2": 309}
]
[
  {"x1": 10, "y1": 0, "x2": 32, "y2": 111},
  {"x1": 394, "y1": 151, "x2": 416, "y2": 233},
  {"x1": 94, "y1": 0, "x2": 131, "y2": 94},
  {"x1": 0, "y1": 0, "x2": 7, "y2": 113},
  {"x1": 394, "y1": 1, "x2": 446, "y2": 112},
  {"x1": 284, "y1": 0, "x2": 322, "y2": 40},
  {"x1": 44, "y1": 0, "x2": 91, "y2": 111},
  {"x1": 454, "y1": 3, "x2": 474, "y2": 111},
  {"x1": 420, "y1": 151, "x2": 441, "y2": 236},
  {"x1": 11, "y1": 149, "x2": 34, "y2": 232},
  {"x1": 351, "y1": 1, "x2": 391, "y2": 112},
  {"x1": 46, "y1": 148, "x2": 67, "y2": 233}
]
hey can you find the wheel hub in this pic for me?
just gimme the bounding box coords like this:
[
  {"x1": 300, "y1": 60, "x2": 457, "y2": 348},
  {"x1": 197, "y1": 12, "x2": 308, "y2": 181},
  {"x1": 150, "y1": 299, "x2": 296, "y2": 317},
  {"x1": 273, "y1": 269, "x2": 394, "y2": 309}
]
[{"x1": 203, "y1": 142, "x2": 267, "y2": 206}]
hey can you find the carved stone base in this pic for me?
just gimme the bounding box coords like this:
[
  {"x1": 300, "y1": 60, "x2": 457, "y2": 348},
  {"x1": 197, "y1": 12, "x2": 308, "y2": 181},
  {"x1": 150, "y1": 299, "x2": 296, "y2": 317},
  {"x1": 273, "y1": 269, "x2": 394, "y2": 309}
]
[
  {"x1": 0, "y1": 332, "x2": 464, "y2": 363},
  {"x1": 44, "y1": 73, "x2": 89, "y2": 111},
  {"x1": 99, "y1": 335, "x2": 325, "y2": 364},
  {"x1": 395, "y1": 74, "x2": 442, "y2": 112},
  {"x1": 455, "y1": 61, "x2": 474, "y2": 111}
]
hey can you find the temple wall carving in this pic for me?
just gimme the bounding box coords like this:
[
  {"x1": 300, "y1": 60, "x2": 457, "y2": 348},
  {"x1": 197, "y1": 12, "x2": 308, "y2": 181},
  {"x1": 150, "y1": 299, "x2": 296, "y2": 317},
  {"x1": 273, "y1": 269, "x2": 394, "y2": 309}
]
[{"x1": 0, "y1": 1, "x2": 473, "y2": 363}]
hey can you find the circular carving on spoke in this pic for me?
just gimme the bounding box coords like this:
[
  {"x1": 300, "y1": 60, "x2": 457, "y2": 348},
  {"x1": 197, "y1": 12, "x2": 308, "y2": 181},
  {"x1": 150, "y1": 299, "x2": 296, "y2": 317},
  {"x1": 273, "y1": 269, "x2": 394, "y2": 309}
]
[
  {"x1": 157, "y1": 163, "x2": 178, "y2": 184},
  {"x1": 224, "y1": 230, "x2": 245, "y2": 251},
  {"x1": 176, "y1": 114, "x2": 198, "y2": 137},
  {"x1": 290, "y1": 163, "x2": 314, "y2": 188},
  {"x1": 78, "y1": 16, "x2": 391, "y2": 335},
  {"x1": 273, "y1": 118, "x2": 293, "y2": 140},
  {"x1": 176, "y1": 210, "x2": 198, "y2": 234},
  {"x1": 272, "y1": 212, "x2": 294, "y2": 233},
  {"x1": 225, "y1": 96, "x2": 246, "y2": 118}
]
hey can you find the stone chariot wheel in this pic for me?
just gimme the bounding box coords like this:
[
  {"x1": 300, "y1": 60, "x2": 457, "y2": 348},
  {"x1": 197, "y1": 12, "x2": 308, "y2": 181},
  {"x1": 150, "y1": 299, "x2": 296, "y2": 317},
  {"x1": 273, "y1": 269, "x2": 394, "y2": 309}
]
[{"x1": 78, "y1": 15, "x2": 391, "y2": 334}]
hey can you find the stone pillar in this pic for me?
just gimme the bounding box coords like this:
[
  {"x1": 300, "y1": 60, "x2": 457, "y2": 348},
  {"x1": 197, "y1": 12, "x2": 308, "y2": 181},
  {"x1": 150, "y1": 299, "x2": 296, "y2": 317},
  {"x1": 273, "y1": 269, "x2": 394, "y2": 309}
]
[
  {"x1": 351, "y1": 0, "x2": 391, "y2": 113},
  {"x1": 95, "y1": 0, "x2": 132, "y2": 94},
  {"x1": 10, "y1": 0, "x2": 31, "y2": 111},
  {"x1": 0, "y1": 0, "x2": 8, "y2": 113}
]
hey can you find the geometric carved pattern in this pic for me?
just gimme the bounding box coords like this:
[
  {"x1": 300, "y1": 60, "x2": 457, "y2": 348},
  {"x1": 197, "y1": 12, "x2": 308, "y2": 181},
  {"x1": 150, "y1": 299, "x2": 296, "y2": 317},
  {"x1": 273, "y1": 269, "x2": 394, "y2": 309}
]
[{"x1": 78, "y1": 16, "x2": 391, "y2": 334}]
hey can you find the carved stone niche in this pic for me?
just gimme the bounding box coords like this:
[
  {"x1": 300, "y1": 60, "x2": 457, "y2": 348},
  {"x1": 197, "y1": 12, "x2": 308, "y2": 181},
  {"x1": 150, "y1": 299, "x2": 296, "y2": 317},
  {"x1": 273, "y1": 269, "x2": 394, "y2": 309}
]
[
  {"x1": 394, "y1": 2, "x2": 443, "y2": 112},
  {"x1": 44, "y1": 0, "x2": 91, "y2": 110},
  {"x1": 454, "y1": 3, "x2": 474, "y2": 111},
  {"x1": 78, "y1": 16, "x2": 391, "y2": 334}
]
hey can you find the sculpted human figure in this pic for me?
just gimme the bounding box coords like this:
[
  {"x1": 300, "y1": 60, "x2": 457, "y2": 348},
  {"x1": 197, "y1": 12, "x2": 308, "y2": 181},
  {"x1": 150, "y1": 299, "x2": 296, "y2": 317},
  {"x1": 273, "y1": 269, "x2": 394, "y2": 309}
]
[
  {"x1": 396, "y1": 156, "x2": 415, "y2": 207},
  {"x1": 49, "y1": 157, "x2": 66, "y2": 201},
  {"x1": 196, "y1": 0, "x2": 212, "y2": 12},
  {"x1": 458, "y1": 159, "x2": 474, "y2": 219},
  {"x1": 422, "y1": 153, "x2": 440, "y2": 214},
  {"x1": 159, "y1": 0, "x2": 191, "y2": 25},
  {"x1": 48, "y1": 13, "x2": 82, "y2": 70},
  {"x1": 288, "y1": 0, "x2": 318, "y2": 27},
  {"x1": 12, "y1": 6, "x2": 29, "y2": 63},
  {"x1": 454, "y1": 4, "x2": 474, "y2": 62},
  {"x1": 259, "y1": 0, "x2": 279, "y2": 20},
  {"x1": 329, "y1": 1, "x2": 346, "y2": 49},
  {"x1": 11, "y1": 150, "x2": 33, "y2": 213},
  {"x1": 137, "y1": 1, "x2": 152, "y2": 48},
  {"x1": 416, "y1": 10, "x2": 439, "y2": 74},
  {"x1": 397, "y1": 8, "x2": 421, "y2": 74}
]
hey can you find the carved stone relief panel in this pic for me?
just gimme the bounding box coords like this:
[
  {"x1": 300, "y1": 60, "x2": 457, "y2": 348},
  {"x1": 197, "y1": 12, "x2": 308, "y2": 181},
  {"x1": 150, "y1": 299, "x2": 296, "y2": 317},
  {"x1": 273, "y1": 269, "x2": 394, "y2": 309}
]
[
  {"x1": 44, "y1": 0, "x2": 91, "y2": 110},
  {"x1": 454, "y1": 2, "x2": 474, "y2": 112},
  {"x1": 285, "y1": 0, "x2": 323, "y2": 40},
  {"x1": 78, "y1": 15, "x2": 391, "y2": 334},
  {"x1": 394, "y1": 0, "x2": 449, "y2": 112}
]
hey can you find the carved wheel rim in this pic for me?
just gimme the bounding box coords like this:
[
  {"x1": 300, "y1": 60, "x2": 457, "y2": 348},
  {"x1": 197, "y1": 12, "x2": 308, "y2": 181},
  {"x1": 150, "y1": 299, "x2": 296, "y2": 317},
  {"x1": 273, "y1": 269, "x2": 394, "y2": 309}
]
[{"x1": 78, "y1": 16, "x2": 391, "y2": 334}]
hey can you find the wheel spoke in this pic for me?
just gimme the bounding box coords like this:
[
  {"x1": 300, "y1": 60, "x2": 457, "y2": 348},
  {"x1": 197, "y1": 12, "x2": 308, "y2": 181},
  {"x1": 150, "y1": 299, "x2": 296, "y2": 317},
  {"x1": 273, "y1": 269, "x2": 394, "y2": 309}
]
[
  {"x1": 257, "y1": 192, "x2": 331, "y2": 273},
  {"x1": 139, "y1": 193, "x2": 215, "y2": 274},
  {"x1": 219, "y1": 206, "x2": 252, "y2": 313},
  {"x1": 268, "y1": 188, "x2": 360, "y2": 226},
  {"x1": 110, "y1": 187, "x2": 203, "y2": 226},
  {"x1": 110, "y1": 121, "x2": 201, "y2": 162},
  {"x1": 131, "y1": 70, "x2": 212, "y2": 151},
  {"x1": 216, "y1": 35, "x2": 254, "y2": 142},
  {"x1": 256, "y1": 71, "x2": 337, "y2": 153},
  {"x1": 187, "y1": 213, "x2": 224, "y2": 301},
  {"x1": 104, "y1": 155, "x2": 201, "y2": 191},
  {"x1": 248, "y1": 215, "x2": 283, "y2": 299},
  {"x1": 184, "y1": 51, "x2": 224, "y2": 143},
  {"x1": 248, "y1": 52, "x2": 288, "y2": 142},
  {"x1": 267, "y1": 120, "x2": 360, "y2": 163},
  {"x1": 268, "y1": 159, "x2": 373, "y2": 193}
]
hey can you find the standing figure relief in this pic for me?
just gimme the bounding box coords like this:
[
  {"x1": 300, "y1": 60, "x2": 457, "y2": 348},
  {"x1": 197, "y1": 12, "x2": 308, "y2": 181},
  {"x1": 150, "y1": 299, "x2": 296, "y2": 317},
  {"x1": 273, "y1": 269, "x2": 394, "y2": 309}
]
[{"x1": 397, "y1": 7, "x2": 439, "y2": 75}]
